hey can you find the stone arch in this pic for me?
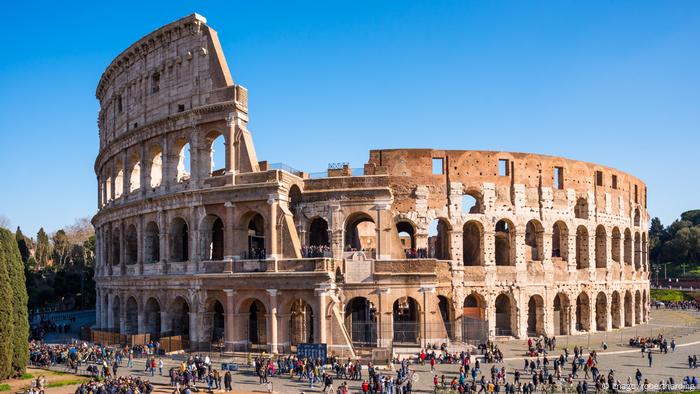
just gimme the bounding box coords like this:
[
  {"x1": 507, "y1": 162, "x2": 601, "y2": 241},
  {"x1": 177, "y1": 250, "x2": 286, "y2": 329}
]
[
  {"x1": 200, "y1": 214, "x2": 224, "y2": 261},
  {"x1": 289, "y1": 298, "x2": 314, "y2": 346},
  {"x1": 144, "y1": 221, "x2": 160, "y2": 263},
  {"x1": 553, "y1": 292, "x2": 570, "y2": 335},
  {"x1": 344, "y1": 212, "x2": 376, "y2": 253},
  {"x1": 170, "y1": 217, "x2": 189, "y2": 262},
  {"x1": 144, "y1": 297, "x2": 161, "y2": 339},
  {"x1": 575, "y1": 292, "x2": 591, "y2": 331},
  {"x1": 125, "y1": 224, "x2": 138, "y2": 265},
  {"x1": 463, "y1": 292, "x2": 487, "y2": 320},
  {"x1": 246, "y1": 212, "x2": 266, "y2": 259},
  {"x1": 634, "y1": 208, "x2": 641, "y2": 227},
  {"x1": 393, "y1": 296, "x2": 421, "y2": 344},
  {"x1": 203, "y1": 298, "x2": 225, "y2": 344},
  {"x1": 623, "y1": 228, "x2": 632, "y2": 265},
  {"x1": 204, "y1": 130, "x2": 226, "y2": 176},
  {"x1": 104, "y1": 172, "x2": 112, "y2": 202},
  {"x1": 624, "y1": 290, "x2": 633, "y2": 327},
  {"x1": 462, "y1": 189, "x2": 484, "y2": 214},
  {"x1": 574, "y1": 197, "x2": 588, "y2": 219},
  {"x1": 111, "y1": 227, "x2": 121, "y2": 266},
  {"x1": 642, "y1": 290, "x2": 648, "y2": 322},
  {"x1": 288, "y1": 185, "x2": 302, "y2": 222},
  {"x1": 170, "y1": 296, "x2": 190, "y2": 337},
  {"x1": 525, "y1": 219, "x2": 544, "y2": 262},
  {"x1": 634, "y1": 232, "x2": 641, "y2": 271},
  {"x1": 344, "y1": 297, "x2": 377, "y2": 348},
  {"x1": 634, "y1": 290, "x2": 642, "y2": 325},
  {"x1": 396, "y1": 221, "x2": 416, "y2": 252},
  {"x1": 595, "y1": 292, "x2": 608, "y2": 331},
  {"x1": 148, "y1": 144, "x2": 163, "y2": 188},
  {"x1": 576, "y1": 225, "x2": 589, "y2": 269},
  {"x1": 125, "y1": 296, "x2": 139, "y2": 335},
  {"x1": 111, "y1": 295, "x2": 121, "y2": 332},
  {"x1": 308, "y1": 217, "x2": 330, "y2": 247},
  {"x1": 611, "y1": 291, "x2": 622, "y2": 329},
  {"x1": 552, "y1": 221, "x2": 569, "y2": 261},
  {"x1": 611, "y1": 227, "x2": 621, "y2": 263},
  {"x1": 462, "y1": 220, "x2": 483, "y2": 266},
  {"x1": 437, "y1": 295, "x2": 454, "y2": 340},
  {"x1": 128, "y1": 153, "x2": 141, "y2": 192},
  {"x1": 174, "y1": 138, "x2": 191, "y2": 182},
  {"x1": 429, "y1": 218, "x2": 451, "y2": 260},
  {"x1": 239, "y1": 298, "x2": 267, "y2": 347},
  {"x1": 527, "y1": 295, "x2": 545, "y2": 336},
  {"x1": 595, "y1": 225, "x2": 607, "y2": 268},
  {"x1": 495, "y1": 293, "x2": 516, "y2": 336},
  {"x1": 114, "y1": 159, "x2": 124, "y2": 198},
  {"x1": 495, "y1": 219, "x2": 516, "y2": 266}
]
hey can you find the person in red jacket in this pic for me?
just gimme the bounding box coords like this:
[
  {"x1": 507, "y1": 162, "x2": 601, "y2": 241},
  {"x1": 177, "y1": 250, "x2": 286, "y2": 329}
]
[{"x1": 361, "y1": 379, "x2": 369, "y2": 393}]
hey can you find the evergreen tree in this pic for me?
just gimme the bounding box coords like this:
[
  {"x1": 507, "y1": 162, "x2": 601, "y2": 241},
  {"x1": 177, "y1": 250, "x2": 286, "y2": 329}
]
[
  {"x1": 15, "y1": 227, "x2": 30, "y2": 264},
  {"x1": 0, "y1": 229, "x2": 16, "y2": 378},
  {"x1": 2, "y1": 229, "x2": 28, "y2": 375},
  {"x1": 35, "y1": 228, "x2": 50, "y2": 267}
]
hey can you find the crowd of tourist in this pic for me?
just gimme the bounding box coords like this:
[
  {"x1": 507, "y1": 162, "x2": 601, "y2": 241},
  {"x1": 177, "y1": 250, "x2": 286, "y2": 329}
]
[
  {"x1": 73, "y1": 376, "x2": 154, "y2": 394},
  {"x1": 30, "y1": 318, "x2": 73, "y2": 340},
  {"x1": 245, "y1": 247, "x2": 266, "y2": 260},
  {"x1": 402, "y1": 248, "x2": 430, "y2": 259},
  {"x1": 301, "y1": 245, "x2": 332, "y2": 258},
  {"x1": 656, "y1": 299, "x2": 700, "y2": 311}
]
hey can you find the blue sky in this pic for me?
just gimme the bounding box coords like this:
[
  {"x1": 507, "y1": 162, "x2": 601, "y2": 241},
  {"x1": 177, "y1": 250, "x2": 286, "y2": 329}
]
[{"x1": 0, "y1": 1, "x2": 698, "y2": 237}]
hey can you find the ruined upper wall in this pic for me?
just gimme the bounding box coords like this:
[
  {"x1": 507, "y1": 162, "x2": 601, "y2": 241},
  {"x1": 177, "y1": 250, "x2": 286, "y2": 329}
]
[{"x1": 95, "y1": 14, "x2": 238, "y2": 150}]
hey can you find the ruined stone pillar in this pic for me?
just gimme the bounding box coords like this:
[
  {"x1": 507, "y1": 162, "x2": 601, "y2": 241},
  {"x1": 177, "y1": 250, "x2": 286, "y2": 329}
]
[
  {"x1": 449, "y1": 230, "x2": 463, "y2": 266},
  {"x1": 378, "y1": 288, "x2": 391, "y2": 348},
  {"x1": 137, "y1": 215, "x2": 144, "y2": 274},
  {"x1": 158, "y1": 209, "x2": 168, "y2": 263},
  {"x1": 267, "y1": 196, "x2": 279, "y2": 259},
  {"x1": 224, "y1": 289, "x2": 235, "y2": 351},
  {"x1": 374, "y1": 202, "x2": 392, "y2": 260},
  {"x1": 316, "y1": 288, "x2": 328, "y2": 344},
  {"x1": 188, "y1": 312, "x2": 199, "y2": 348},
  {"x1": 225, "y1": 113, "x2": 236, "y2": 175},
  {"x1": 223, "y1": 202, "x2": 235, "y2": 264},
  {"x1": 267, "y1": 289, "x2": 279, "y2": 353}
]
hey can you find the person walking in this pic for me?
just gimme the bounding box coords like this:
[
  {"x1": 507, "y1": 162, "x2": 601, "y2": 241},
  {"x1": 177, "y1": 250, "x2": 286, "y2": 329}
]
[
  {"x1": 224, "y1": 370, "x2": 232, "y2": 392},
  {"x1": 647, "y1": 351, "x2": 653, "y2": 367}
]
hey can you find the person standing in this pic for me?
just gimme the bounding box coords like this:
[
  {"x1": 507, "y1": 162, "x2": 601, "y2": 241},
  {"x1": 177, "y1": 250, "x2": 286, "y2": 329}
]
[
  {"x1": 158, "y1": 358, "x2": 163, "y2": 376},
  {"x1": 647, "y1": 351, "x2": 653, "y2": 368},
  {"x1": 224, "y1": 370, "x2": 232, "y2": 392}
]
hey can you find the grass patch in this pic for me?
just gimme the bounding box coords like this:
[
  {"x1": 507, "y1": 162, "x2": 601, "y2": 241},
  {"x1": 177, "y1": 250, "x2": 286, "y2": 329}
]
[
  {"x1": 46, "y1": 378, "x2": 87, "y2": 388},
  {"x1": 650, "y1": 289, "x2": 693, "y2": 302},
  {"x1": 19, "y1": 373, "x2": 33, "y2": 380},
  {"x1": 0, "y1": 384, "x2": 10, "y2": 392},
  {"x1": 51, "y1": 370, "x2": 69, "y2": 376}
]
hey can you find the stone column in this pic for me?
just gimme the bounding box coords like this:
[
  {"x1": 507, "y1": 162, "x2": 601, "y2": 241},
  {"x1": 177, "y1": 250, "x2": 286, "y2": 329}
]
[
  {"x1": 449, "y1": 230, "x2": 463, "y2": 266},
  {"x1": 161, "y1": 134, "x2": 171, "y2": 192},
  {"x1": 420, "y1": 286, "x2": 436, "y2": 347},
  {"x1": 316, "y1": 288, "x2": 328, "y2": 344},
  {"x1": 137, "y1": 215, "x2": 144, "y2": 274},
  {"x1": 95, "y1": 289, "x2": 102, "y2": 330},
  {"x1": 122, "y1": 152, "x2": 129, "y2": 198},
  {"x1": 223, "y1": 202, "x2": 235, "y2": 263},
  {"x1": 378, "y1": 288, "x2": 391, "y2": 348},
  {"x1": 138, "y1": 305, "x2": 145, "y2": 334},
  {"x1": 267, "y1": 289, "x2": 279, "y2": 353},
  {"x1": 159, "y1": 209, "x2": 168, "y2": 263},
  {"x1": 225, "y1": 113, "x2": 236, "y2": 174},
  {"x1": 224, "y1": 289, "x2": 236, "y2": 351},
  {"x1": 374, "y1": 202, "x2": 392, "y2": 260},
  {"x1": 267, "y1": 195, "x2": 279, "y2": 259},
  {"x1": 107, "y1": 294, "x2": 113, "y2": 331},
  {"x1": 119, "y1": 221, "x2": 126, "y2": 275},
  {"x1": 188, "y1": 312, "x2": 199, "y2": 348}
]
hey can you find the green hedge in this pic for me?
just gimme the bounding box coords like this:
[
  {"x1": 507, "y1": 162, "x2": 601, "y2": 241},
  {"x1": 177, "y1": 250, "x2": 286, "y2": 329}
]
[{"x1": 650, "y1": 289, "x2": 693, "y2": 302}]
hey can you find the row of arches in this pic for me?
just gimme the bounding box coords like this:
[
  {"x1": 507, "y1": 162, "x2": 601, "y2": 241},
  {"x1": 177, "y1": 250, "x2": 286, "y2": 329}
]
[{"x1": 100, "y1": 132, "x2": 228, "y2": 206}]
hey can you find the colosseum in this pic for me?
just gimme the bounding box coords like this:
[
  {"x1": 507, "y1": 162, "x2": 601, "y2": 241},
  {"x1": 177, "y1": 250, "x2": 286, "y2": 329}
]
[{"x1": 92, "y1": 14, "x2": 650, "y2": 355}]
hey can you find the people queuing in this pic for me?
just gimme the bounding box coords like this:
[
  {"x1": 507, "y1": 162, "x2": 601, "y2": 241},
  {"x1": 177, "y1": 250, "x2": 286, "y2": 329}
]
[{"x1": 301, "y1": 245, "x2": 332, "y2": 258}]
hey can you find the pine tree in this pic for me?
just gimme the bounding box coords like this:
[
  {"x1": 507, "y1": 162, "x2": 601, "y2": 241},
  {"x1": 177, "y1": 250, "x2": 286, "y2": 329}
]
[
  {"x1": 15, "y1": 227, "x2": 30, "y2": 264},
  {"x1": 0, "y1": 229, "x2": 16, "y2": 378},
  {"x1": 3, "y1": 228, "x2": 28, "y2": 375},
  {"x1": 35, "y1": 228, "x2": 50, "y2": 267}
]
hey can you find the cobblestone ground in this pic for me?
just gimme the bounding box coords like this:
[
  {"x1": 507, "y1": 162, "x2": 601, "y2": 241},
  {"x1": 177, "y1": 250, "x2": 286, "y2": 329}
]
[{"x1": 45, "y1": 308, "x2": 700, "y2": 393}]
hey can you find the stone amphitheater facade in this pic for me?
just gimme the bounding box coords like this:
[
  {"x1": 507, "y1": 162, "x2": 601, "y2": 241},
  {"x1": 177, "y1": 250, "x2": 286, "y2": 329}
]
[{"x1": 93, "y1": 14, "x2": 650, "y2": 354}]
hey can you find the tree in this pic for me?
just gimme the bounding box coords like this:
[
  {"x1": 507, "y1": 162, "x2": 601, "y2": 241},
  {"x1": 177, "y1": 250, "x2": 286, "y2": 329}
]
[
  {"x1": 35, "y1": 228, "x2": 51, "y2": 267},
  {"x1": 0, "y1": 229, "x2": 17, "y2": 378},
  {"x1": 0, "y1": 215, "x2": 9, "y2": 230},
  {"x1": 1, "y1": 229, "x2": 28, "y2": 375},
  {"x1": 15, "y1": 227, "x2": 30, "y2": 264},
  {"x1": 52, "y1": 230, "x2": 70, "y2": 268}
]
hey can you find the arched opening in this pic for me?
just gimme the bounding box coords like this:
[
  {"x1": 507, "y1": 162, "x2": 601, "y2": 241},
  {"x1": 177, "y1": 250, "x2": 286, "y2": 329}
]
[
  {"x1": 125, "y1": 297, "x2": 138, "y2": 335},
  {"x1": 144, "y1": 222, "x2": 160, "y2": 263},
  {"x1": 170, "y1": 218, "x2": 189, "y2": 262},
  {"x1": 576, "y1": 225, "x2": 589, "y2": 269},
  {"x1": 634, "y1": 290, "x2": 641, "y2": 325},
  {"x1": 595, "y1": 292, "x2": 608, "y2": 331},
  {"x1": 144, "y1": 298, "x2": 161, "y2": 339},
  {"x1": 527, "y1": 295, "x2": 545, "y2": 336},
  {"x1": 611, "y1": 227, "x2": 621, "y2": 263},
  {"x1": 595, "y1": 225, "x2": 607, "y2": 268},
  {"x1": 624, "y1": 229, "x2": 632, "y2": 265},
  {"x1": 105, "y1": 175, "x2": 112, "y2": 202},
  {"x1": 552, "y1": 221, "x2": 569, "y2": 261},
  {"x1": 148, "y1": 145, "x2": 163, "y2": 188},
  {"x1": 525, "y1": 220, "x2": 544, "y2": 262},
  {"x1": 114, "y1": 160, "x2": 124, "y2": 199},
  {"x1": 247, "y1": 213, "x2": 265, "y2": 259},
  {"x1": 111, "y1": 296, "x2": 121, "y2": 332},
  {"x1": 495, "y1": 293, "x2": 515, "y2": 336},
  {"x1": 574, "y1": 197, "x2": 588, "y2": 219},
  {"x1": 246, "y1": 299, "x2": 267, "y2": 348},
  {"x1": 611, "y1": 291, "x2": 622, "y2": 329},
  {"x1": 170, "y1": 297, "x2": 190, "y2": 337},
  {"x1": 208, "y1": 133, "x2": 226, "y2": 176},
  {"x1": 642, "y1": 233, "x2": 648, "y2": 271},
  {"x1": 175, "y1": 140, "x2": 191, "y2": 182},
  {"x1": 344, "y1": 297, "x2": 377, "y2": 348},
  {"x1": 128, "y1": 154, "x2": 141, "y2": 193},
  {"x1": 634, "y1": 232, "x2": 641, "y2": 271},
  {"x1": 289, "y1": 185, "x2": 302, "y2": 222},
  {"x1": 393, "y1": 297, "x2": 420, "y2": 344},
  {"x1": 642, "y1": 290, "x2": 648, "y2": 322},
  {"x1": 461, "y1": 191, "x2": 483, "y2": 214},
  {"x1": 634, "y1": 208, "x2": 640, "y2": 227},
  {"x1": 205, "y1": 299, "x2": 225, "y2": 344},
  {"x1": 437, "y1": 296, "x2": 454, "y2": 340},
  {"x1": 575, "y1": 292, "x2": 591, "y2": 332},
  {"x1": 428, "y1": 218, "x2": 451, "y2": 260},
  {"x1": 553, "y1": 293, "x2": 570, "y2": 335},
  {"x1": 462, "y1": 221, "x2": 483, "y2": 266},
  {"x1": 309, "y1": 218, "x2": 329, "y2": 247},
  {"x1": 125, "y1": 225, "x2": 137, "y2": 265},
  {"x1": 201, "y1": 215, "x2": 224, "y2": 261},
  {"x1": 624, "y1": 291, "x2": 633, "y2": 327},
  {"x1": 396, "y1": 221, "x2": 416, "y2": 256},
  {"x1": 289, "y1": 299, "x2": 314, "y2": 346},
  {"x1": 495, "y1": 220, "x2": 515, "y2": 266},
  {"x1": 462, "y1": 293, "x2": 488, "y2": 342},
  {"x1": 111, "y1": 228, "x2": 121, "y2": 266},
  {"x1": 344, "y1": 213, "x2": 376, "y2": 253}
]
